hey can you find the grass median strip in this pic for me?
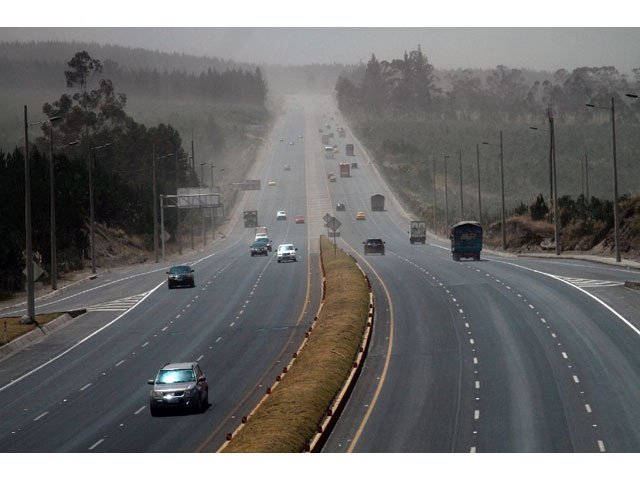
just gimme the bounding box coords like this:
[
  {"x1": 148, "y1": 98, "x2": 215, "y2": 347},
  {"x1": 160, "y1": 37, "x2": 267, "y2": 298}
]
[
  {"x1": 0, "y1": 313, "x2": 64, "y2": 345},
  {"x1": 222, "y1": 236, "x2": 370, "y2": 452}
]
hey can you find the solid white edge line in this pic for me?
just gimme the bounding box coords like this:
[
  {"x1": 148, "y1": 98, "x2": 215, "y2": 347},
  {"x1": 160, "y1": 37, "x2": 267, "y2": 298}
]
[
  {"x1": 493, "y1": 260, "x2": 640, "y2": 337},
  {"x1": 0, "y1": 280, "x2": 165, "y2": 393},
  {"x1": 88, "y1": 438, "x2": 104, "y2": 450}
]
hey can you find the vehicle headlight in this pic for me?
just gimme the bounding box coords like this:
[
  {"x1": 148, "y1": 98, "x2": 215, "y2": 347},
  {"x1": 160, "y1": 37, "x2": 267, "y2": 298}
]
[{"x1": 151, "y1": 390, "x2": 164, "y2": 399}]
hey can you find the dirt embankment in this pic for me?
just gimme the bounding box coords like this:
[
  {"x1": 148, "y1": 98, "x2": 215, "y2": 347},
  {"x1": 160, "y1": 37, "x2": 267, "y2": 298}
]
[{"x1": 483, "y1": 195, "x2": 640, "y2": 261}]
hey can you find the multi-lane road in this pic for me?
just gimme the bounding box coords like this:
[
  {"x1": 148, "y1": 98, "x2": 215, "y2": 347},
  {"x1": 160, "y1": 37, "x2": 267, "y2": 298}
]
[{"x1": 1, "y1": 95, "x2": 640, "y2": 453}]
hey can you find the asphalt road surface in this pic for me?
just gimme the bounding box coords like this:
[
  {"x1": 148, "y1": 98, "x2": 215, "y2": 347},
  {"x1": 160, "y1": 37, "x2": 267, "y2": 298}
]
[{"x1": 2, "y1": 95, "x2": 640, "y2": 453}]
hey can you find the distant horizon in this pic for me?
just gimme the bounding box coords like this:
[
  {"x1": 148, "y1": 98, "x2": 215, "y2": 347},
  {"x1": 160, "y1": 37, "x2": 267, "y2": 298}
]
[{"x1": 0, "y1": 27, "x2": 638, "y2": 75}]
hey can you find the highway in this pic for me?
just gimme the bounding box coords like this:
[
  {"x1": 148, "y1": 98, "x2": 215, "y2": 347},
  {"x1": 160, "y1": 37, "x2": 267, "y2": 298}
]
[
  {"x1": 316, "y1": 97, "x2": 640, "y2": 452},
  {"x1": 1, "y1": 94, "x2": 640, "y2": 453},
  {"x1": 0, "y1": 98, "x2": 322, "y2": 452}
]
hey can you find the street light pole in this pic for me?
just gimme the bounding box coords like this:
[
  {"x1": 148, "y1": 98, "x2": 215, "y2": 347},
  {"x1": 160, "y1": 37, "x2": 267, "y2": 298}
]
[
  {"x1": 432, "y1": 156, "x2": 437, "y2": 234},
  {"x1": 458, "y1": 150, "x2": 463, "y2": 222},
  {"x1": 444, "y1": 155, "x2": 449, "y2": 229},
  {"x1": 586, "y1": 98, "x2": 621, "y2": 262},
  {"x1": 549, "y1": 107, "x2": 560, "y2": 256},
  {"x1": 500, "y1": 130, "x2": 506, "y2": 250},
  {"x1": 23, "y1": 105, "x2": 34, "y2": 322},
  {"x1": 476, "y1": 144, "x2": 482, "y2": 224},
  {"x1": 48, "y1": 118, "x2": 63, "y2": 290},
  {"x1": 610, "y1": 97, "x2": 621, "y2": 263},
  {"x1": 152, "y1": 150, "x2": 174, "y2": 263},
  {"x1": 88, "y1": 142, "x2": 112, "y2": 274},
  {"x1": 481, "y1": 131, "x2": 506, "y2": 250}
]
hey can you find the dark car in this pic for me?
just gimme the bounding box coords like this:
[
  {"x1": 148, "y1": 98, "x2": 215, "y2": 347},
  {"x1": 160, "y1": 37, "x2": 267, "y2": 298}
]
[
  {"x1": 363, "y1": 238, "x2": 385, "y2": 255},
  {"x1": 336, "y1": 203, "x2": 346, "y2": 211},
  {"x1": 148, "y1": 362, "x2": 208, "y2": 415},
  {"x1": 167, "y1": 265, "x2": 194, "y2": 289},
  {"x1": 250, "y1": 239, "x2": 269, "y2": 256}
]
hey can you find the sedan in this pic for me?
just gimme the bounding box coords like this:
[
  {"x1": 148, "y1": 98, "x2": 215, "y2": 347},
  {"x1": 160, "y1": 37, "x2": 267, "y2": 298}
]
[
  {"x1": 336, "y1": 203, "x2": 345, "y2": 211},
  {"x1": 276, "y1": 210, "x2": 287, "y2": 220},
  {"x1": 167, "y1": 265, "x2": 195, "y2": 289},
  {"x1": 268, "y1": 180, "x2": 277, "y2": 186},
  {"x1": 295, "y1": 215, "x2": 305, "y2": 224},
  {"x1": 356, "y1": 211, "x2": 366, "y2": 221}
]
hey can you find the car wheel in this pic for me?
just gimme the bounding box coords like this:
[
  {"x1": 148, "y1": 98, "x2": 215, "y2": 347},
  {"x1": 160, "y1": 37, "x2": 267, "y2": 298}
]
[
  {"x1": 251, "y1": 253, "x2": 254, "y2": 257},
  {"x1": 168, "y1": 284, "x2": 173, "y2": 290},
  {"x1": 150, "y1": 405, "x2": 160, "y2": 417}
]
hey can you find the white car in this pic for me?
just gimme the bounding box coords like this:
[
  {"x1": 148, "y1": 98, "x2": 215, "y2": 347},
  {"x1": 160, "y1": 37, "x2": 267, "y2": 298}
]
[
  {"x1": 276, "y1": 210, "x2": 287, "y2": 220},
  {"x1": 255, "y1": 233, "x2": 268, "y2": 241},
  {"x1": 277, "y1": 244, "x2": 298, "y2": 263}
]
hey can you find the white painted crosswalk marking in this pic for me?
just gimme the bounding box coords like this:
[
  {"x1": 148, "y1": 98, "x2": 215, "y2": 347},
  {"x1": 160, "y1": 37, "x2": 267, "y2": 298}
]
[
  {"x1": 556, "y1": 276, "x2": 624, "y2": 288},
  {"x1": 86, "y1": 291, "x2": 152, "y2": 312}
]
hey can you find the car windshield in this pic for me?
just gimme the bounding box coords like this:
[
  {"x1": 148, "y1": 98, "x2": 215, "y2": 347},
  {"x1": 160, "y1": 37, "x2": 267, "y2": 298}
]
[
  {"x1": 169, "y1": 266, "x2": 190, "y2": 274},
  {"x1": 282, "y1": 245, "x2": 294, "y2": 251},
  {"x1": 156, "y1": 368, "x2": 195, "y2": 384},
  {"x1": 255, "y1": 237, "x2": 269, "y2": 244}
]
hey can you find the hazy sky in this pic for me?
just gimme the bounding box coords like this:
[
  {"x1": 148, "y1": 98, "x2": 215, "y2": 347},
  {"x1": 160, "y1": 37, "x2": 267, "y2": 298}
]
[{"x1": 3, "y1": 2, "x2": 639, "y2": 73}]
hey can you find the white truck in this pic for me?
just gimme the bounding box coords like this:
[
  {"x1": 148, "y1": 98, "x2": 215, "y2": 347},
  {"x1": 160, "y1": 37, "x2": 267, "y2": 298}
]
[{"x1": 409, "y1": 221, "x2": 427, "y2": 244}]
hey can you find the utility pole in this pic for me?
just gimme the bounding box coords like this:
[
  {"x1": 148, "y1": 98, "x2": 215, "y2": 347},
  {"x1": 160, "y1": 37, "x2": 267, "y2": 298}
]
[
  {"x1": 549, "y1": 106, "x2": 560, "y2": 255},
  {"x1": 432, "y1": 156, "x2": 437, "y2": 234},
  {"x1": 611, "y1": 97, "x2": 621, "y2": 263},
  {"x1": 585, "y1": 153, "x2": 589, "y2": 200},
  {"x1": 476, "y1": 144, "x2": 482, "y2": 225},
  {"x1": 458, "y1": 149, "x2": 463, "y2": 222},
  {"x1": 23, "y1": 105, "x2": 35, "y2": 323},
  {"x1": 152, "y1": 147, "x2": 158, "y2": 263},
  {"x1": 444, "y1": 155, "x2": 449, "y2": 229},
  {"x1": 176, "y1": 148, "x2": 182, "y2": 255},
  {"x1": 89, "y1": 147, "x2": 96, "y2": 274},
  {"x1": 500, "y1": 130, "x2": 506, "y2": 251}
]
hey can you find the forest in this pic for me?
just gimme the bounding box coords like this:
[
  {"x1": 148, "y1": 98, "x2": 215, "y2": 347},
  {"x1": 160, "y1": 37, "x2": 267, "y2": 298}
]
[
  {"x1": 0, "y1": 49, "x2": 269, "y2": 296},
  {"x1": 335, "y1": 47, "x2": 640, "y2": 226}
]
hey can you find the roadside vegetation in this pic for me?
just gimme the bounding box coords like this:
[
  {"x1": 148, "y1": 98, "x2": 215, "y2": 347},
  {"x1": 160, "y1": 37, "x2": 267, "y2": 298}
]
[
  {"x1": 336, "y1": 47, "x2": 640, "y2": 258},
  {"x1": 0, "y1": 47, "x2": 270, "y2": 298},
  {"x1": 222, "y1": 236, "x2": 369, "y2": 452}
]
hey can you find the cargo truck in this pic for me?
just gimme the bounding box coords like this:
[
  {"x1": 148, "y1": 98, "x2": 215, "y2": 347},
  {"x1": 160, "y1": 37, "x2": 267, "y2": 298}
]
[
  {"x1": 450, "y1": 221, "x2": 482, "y2": 261},
  {"x1": 346, "y1": 144, "x2": 354, "y2": 156},
  {"x1": 409, "y1": 221, "x2": 427, "y2": 244},
  {"x1": 339, "y1": 162, "x2": 351, "y2": 177},
  {"x1": 243, "y1": 210, "x2": 258, "y2": 228},
  {"x1": 370, "y1": 194, "x2": 385, "y2": 211}
]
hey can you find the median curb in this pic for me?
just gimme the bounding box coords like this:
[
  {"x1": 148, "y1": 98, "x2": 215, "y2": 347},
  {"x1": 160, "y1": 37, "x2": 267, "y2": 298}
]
[
  {"x1": 625, "y1": 281, "x2": 640, "y2": 290},
  {"x1": 305, "y1": 259, "x2": 374, "y2": 453},
  {"x1": 0, "y1": 309, "x2": 86, "y2": 362}
]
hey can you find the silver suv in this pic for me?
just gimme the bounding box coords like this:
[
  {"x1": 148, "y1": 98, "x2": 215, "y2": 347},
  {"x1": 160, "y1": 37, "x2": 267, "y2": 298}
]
[
  {"x1": 277, "y1": 243, "x2": 298, "y2": 263},
  {"x1": 148, "y1": 362, "x2": 208, "y2": 415}
]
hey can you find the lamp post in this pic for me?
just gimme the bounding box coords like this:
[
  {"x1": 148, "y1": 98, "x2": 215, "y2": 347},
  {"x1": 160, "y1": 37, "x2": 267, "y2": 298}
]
[
  {"x1": 88, "y1": 142, "x2": 112, "y2": 274},
  {"x1": 476, "y1": 144, "x2": 482, "y2": 224},
  {"x1": 443, "y1": 155, "x2": 450, "y2": 229},
  {"x1": 530, "y1": 105, "x2": 560, "y2": 256},
  {"x1": 481, "y1": 130, "x2": 506, "y2": 250},
  {"x1": 50, "y1": 139, "x2": 78, "y2": 290},
  {"x1": 586, "y1": 98, "x2": 620, "y2": 262},
  {"x1": 529, "y1": 125, "x2": 553, "y2": 222},
  {"x1": 153, "y1": 149, "x2": 174, "y2": 263},
  {"x1": 432, "y1": 156, "x2": 437, "y2": 234},
  {"x1": 199, "y1": 162, "x2": 206, "y2": 246},
  {"x1": 175, "y1": 153, "x2": 191, "y2": 255},
  {"x1": 458, "y1": 150, "x2": 463, "y2": 222},
  {"x1": 23, "y1": 108, "x2": 62, "y2": 321}
]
